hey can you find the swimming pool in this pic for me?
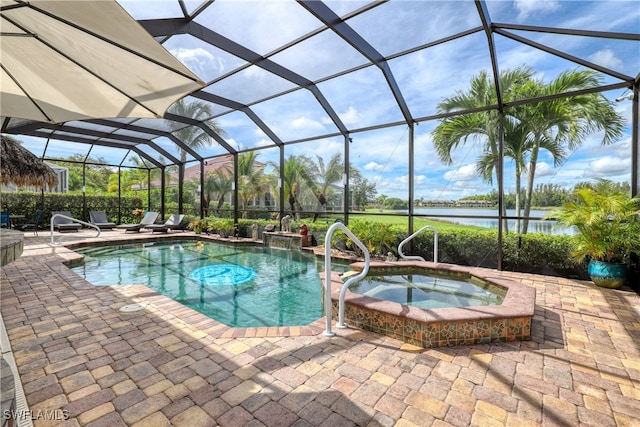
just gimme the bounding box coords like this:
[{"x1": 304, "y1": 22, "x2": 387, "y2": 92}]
[
  {"x1": 69, "y1": 240, "x2": 324, "y2": 328},
  {"x1": 348, "y1": 273, "x2": 505, "y2": 309}
]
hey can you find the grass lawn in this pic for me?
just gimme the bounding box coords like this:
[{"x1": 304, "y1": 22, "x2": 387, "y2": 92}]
[{"x1": 313, "y1": 210, "x2": 487, "y2": 233}]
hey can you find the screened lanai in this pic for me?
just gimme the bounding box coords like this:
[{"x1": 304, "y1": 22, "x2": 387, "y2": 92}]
[{"x1": 1, "y1": 0, "x2": 639, "y2": 270}]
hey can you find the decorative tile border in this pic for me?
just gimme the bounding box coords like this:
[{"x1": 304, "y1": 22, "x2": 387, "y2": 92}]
[{"x1": 326, "y1": 261, "x2": 535, "y2": 348}]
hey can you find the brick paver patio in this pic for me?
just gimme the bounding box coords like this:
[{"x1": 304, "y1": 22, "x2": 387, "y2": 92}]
[{"x1": 1, "y1": 230, "x2": 639, "y2": 426}]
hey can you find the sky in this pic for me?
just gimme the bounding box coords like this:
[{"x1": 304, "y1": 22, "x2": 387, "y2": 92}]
[{"x1": 16, "y1": 0, "x2": 640, "y2": 200}]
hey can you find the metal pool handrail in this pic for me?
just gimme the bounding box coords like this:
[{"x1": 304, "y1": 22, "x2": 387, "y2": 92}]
[
  {"x1": 323, "y1": 222, "x2": 370, "y2": 337},
  {"x1": 50, "y1": 214, "x2": 100, "y2": 245},
  {"x1": 398, "y1": 225, "x2": 438, "y2": 263}
]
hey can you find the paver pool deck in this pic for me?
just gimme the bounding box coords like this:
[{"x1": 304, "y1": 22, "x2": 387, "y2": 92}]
[{"x1": 1, "y1": 230, "x2": 639, "y2": 427}]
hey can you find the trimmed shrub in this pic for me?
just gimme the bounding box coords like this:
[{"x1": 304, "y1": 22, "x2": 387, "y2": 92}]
[
  {"x1": 412, "y1": 229, "x2": 586, "y2": 279},
  {"x1": 502, "y1": 233, "x2": 587, "y2": 279},
  {"x1": 1, "y1": 191, "x2": 144, "y2": 225}
]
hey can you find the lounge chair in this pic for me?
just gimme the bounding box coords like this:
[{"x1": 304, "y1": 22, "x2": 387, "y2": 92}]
[
  {"x1": 89, "y1": 211, "x2": 116, "y2": 229},
  {"x1": 52, "y1": 211, "x2": 82, "y2": 232},
  {"x1": 18, "y1": 210, "x2": 43, "y2": 235},
  {"x1": 116, "y1": 211, "x2": 159, "y2": 233},
  {"x1": 143, "y1": 214, "x2": 186, "y2": 233}
]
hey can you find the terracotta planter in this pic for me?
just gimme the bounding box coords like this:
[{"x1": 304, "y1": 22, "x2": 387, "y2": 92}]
[{"x1": 588, "y1": 260, "x2": 628, "y2": 288}]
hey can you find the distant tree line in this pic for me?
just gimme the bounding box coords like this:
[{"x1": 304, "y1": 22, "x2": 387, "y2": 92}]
[{"x1": 459, "y1": 181, "x2": 632, "y2": 209}]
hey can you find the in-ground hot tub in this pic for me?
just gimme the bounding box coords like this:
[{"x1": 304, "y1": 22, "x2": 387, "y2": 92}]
[{"x1": 324, "y1": 261, "x2": 535, "y2": 348}]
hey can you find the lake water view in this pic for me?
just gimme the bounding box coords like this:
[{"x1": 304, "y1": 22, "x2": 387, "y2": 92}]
[{"x1": 406, "y1": 208, "x2": 575, "y2": 235}]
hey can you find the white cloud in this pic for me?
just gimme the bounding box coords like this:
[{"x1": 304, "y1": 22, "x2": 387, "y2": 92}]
[
  {"x1": 253, "y1": 127, "x2": 267, "y2": 138},
  {"x1": 392, "y1": 175, "x2": 427, "y2": 186},
  {"x1": 588, "y1": 49, "x2": 622, "y2": 70},
  {"x1": 497, "y1": 44, "x2": 549, "y2": 72},
  {"x1": 531, "y1": 162, "x2": 554, "y2": 177},
  {"x1": 311, "y1": 140, "x2": 344, "y2": 157},
  {"x1": 443, "y1": 164, "x2": 477, "y2": 181},
  {"x1": 171, "y1": 47, "x2": 213, "y2": 62},
  {"x1": 364, "y1": 161, "x2": 385, "y2": 172},
  {"x1": 290, "y1": 116, "x2": 324, "y2": 131},
  {"x1": 224, "y1": 138, "x2": 239, "y2": 151},
  {"x1": 584, "y1": 156, "x2": 630, "y2": 177},
  {"x1": 338, "y1": 106, "x2": 364, "y2": 126},
  {"x1": 514, "y1": 0, "x2": 560, "y2": 20},
  {"x1": 254, "y1": 138, "x2": 274, "y2": 148},
  {"x1": 287, "y1": 138, "x2": 344, "y2": 158},
  {"x1": 169, "y1": 47, "x2": 222, "y2": 76}
]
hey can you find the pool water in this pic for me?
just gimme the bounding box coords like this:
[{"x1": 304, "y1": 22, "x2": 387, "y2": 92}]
[
  {"x1": 69, "y1": 240, "x2": 325, "y2": 327},
  {"x1": 349, "y1": 273, "x2": 505, "y2": 309}
]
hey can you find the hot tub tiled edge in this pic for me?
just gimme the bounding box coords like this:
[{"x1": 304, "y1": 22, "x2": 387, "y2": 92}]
[
  {"x1": 327, "y1": 261, "x2": 535, "y2": 349},
  {"x1": 0, "y1": 229, "x2": 24, "y2": 266}
]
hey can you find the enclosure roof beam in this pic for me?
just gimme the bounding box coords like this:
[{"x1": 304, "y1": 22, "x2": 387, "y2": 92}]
[
  {"x1": 90, "y1": 117, "x2": 206, "y2": 163},
  {"x1": 191, "y1": 91, "x2": 284, "y2": 147},
  {"x1": 298, "y1": 0, "x2": 414, "y2": 126},
  {"x1": 493, "y1": 23, "x2": 640, "y2": 41},
  {"x1": 164, "y1": 112, "x2": 235, "y2": 155},
  {"x1": 22, "y1": 130, "x2": 164, "y2": 168},
  {"x1": 139, "y1": 18, "x2": 348, "y2": 135},
  {"x1": 494, "y1": 28, "x2": 635, "y2": 83},
  {"x1": 16, "y1": 123, "x2": 180, "y2": 166},
  {"x1": 475, "y1": 0, "x2": 504, "y2": 113}
]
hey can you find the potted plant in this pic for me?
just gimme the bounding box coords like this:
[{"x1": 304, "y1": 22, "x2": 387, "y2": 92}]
[
  {"x1": 206, "y1": 218, "x2": 233, "y2": 237},
  {"x1": 187, "y1": 218, "x2": 208, "y2": 235},
  {"x1": 547, "y1": 179, "x2": 640, "y2": 288},
  {"x1": 217, "y1": 220, "x2": 235, "y2": 238},
  {"x1": 132, "y1": 208, "x2": 144, "y2": 220}
]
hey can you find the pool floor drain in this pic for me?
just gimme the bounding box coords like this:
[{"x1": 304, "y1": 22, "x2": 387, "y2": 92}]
[{"x1": 119, "y1": 303, "x2": 148, "y2": 313}]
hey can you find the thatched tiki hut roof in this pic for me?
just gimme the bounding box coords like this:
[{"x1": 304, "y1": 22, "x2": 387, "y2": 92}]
[{"x1": 1, "y1": 135, "x2": 57, "y2": 187}]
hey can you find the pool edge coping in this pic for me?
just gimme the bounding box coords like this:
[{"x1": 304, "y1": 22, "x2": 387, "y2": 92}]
[{"x1": 49, "y1": 234, "x2": 329, "y2": 338}]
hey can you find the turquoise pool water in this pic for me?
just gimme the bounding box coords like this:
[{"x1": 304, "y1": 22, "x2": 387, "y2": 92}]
[
  {"x1": 69, "y1": 240, "x2": 325, "y2": 327},
  {"x1": 349, "y1": 273, "x2": 505, "y2": 309}
]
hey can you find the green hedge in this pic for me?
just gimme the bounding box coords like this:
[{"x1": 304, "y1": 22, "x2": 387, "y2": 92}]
[
  {"x1": 411, "y1": 229, "x2": 586, "y2": 279},
  {"x1": 330, "y1": 225, "x2": 588, "y2": 280},
  {"x1": 1, "y1": 191, "x2": 143, "y2": 224},
  {"x1": 236, "y1": 218, "x2": 584, "y2": 280},
  {"x1": 502, "y1": 232, "x2": 587, "y2": 279}
]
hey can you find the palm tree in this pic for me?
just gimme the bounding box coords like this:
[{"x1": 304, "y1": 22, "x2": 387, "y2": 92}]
[
  {"x1": 237, "y1": 152, "x2": 265, "y2": 218},
  {"x1": 282, "y1": 155, "x2": 317, "y2": 220},
  {"x1": 512, "y1": 70, "x2": 624, "y2": 233},
  {"x1": 167, "y1": 99, "x2": 225, "y2": 162},
  {"x1": 156, "y1": 156, "x2": 177, "y2": 187},
  {"x1": 108, "y1": 156, "x2": 148, "y2": 192},
  {"x1": 309, "y1": 153, "x2": 343, "y2": 222},
  {"x1": 477, "y1": 119, "x2": 564, "y2": 233},
  {"x1": 166, "y1": 99, "x2": 226, "y2": 207},
  {"x1": 433, "y1": 68, "x2": 625, "y2": 234},
  {"x1": 203, "y1": 170, "x2": 233, "y2": 215},
  {"x1": 432, "y1": 66, "x2": 536, "y2": 232}
]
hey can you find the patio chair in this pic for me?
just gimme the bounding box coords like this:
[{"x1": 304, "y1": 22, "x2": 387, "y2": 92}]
[
  {"x1": 52, "y1": 211, "x2": 82, "y2": 232},
  {"x1": 143, "y1": 214, "x2": 186, "y2": 233},
  {"x1": 89, "y1": 211, "x2": 116, "y2": 230},
  {"x1": 18, "y1": 210, "x2": 43, "y2": 235},
  {"x1": 116, "y1": 211, "x2": 159, "y2": 233}
]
